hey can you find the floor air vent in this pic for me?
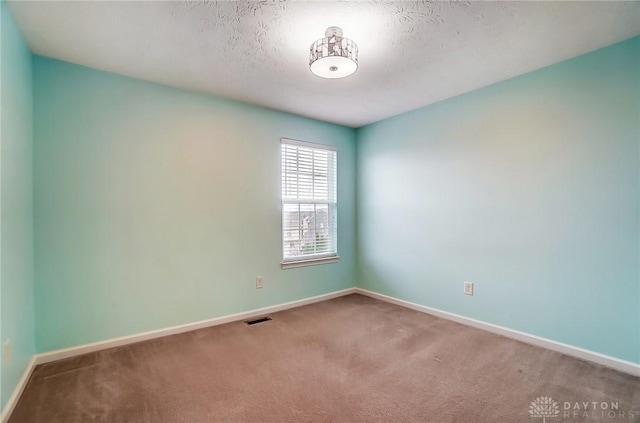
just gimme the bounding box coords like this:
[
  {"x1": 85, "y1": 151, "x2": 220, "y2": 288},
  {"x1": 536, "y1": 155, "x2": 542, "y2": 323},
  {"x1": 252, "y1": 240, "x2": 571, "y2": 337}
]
[{"x1": 244, "y1": 316, "x2": 272, "y2": 326}]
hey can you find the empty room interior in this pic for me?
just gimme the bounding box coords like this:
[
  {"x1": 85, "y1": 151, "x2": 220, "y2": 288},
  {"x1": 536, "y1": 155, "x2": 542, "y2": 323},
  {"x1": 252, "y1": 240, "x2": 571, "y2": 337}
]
[{"x1": 1, "y1": 1, "x2": 639, "y2": 422}]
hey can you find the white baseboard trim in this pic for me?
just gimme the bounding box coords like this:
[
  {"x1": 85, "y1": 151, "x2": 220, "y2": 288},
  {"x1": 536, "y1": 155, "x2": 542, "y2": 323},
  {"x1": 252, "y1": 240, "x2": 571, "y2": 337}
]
[
  {"x1": 4, "y1": 286, "x2": 636, "y2": 422},
  {"x1": 355, "y1": 288, "x2": 640, "y2": 377},
  {"x1": 1, "y1": 356, "x2": 37, "y2": 423},
  {"x1": 35, "y1": 287, "x2": 357, "y2": 365}
]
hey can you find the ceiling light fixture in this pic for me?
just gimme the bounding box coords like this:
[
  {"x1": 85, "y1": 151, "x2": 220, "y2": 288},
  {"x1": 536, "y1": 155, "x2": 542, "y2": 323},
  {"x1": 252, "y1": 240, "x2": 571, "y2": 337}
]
[{"x1": 309, "y1": 26, "x2": 358, "y2": 79}]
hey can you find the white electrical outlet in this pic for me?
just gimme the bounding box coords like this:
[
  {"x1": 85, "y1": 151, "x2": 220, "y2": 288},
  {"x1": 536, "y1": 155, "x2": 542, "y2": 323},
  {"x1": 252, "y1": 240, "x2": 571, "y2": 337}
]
[
  {"x1": 256, "y1": 276, "x2": 264, "y2": 289},
  {"x1": 464, "y1": 281, "x2": 474, "y2": 296},
  {"x1": 3, "y1": 339, "x2": 11, "y2": 364}
]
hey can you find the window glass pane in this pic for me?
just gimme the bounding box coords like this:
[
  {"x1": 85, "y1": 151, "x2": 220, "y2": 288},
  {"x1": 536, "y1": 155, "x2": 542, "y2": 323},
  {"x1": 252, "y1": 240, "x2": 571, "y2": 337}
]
[
  {"x1": 314, "y1": 204, "x2": 330, "y2": 253},
  {"x1": 299, "y1": 204, "x2": 315, "y2": 255},
  {"x1": 283, "y1": 203, "x2": 301, "y2": 258}
]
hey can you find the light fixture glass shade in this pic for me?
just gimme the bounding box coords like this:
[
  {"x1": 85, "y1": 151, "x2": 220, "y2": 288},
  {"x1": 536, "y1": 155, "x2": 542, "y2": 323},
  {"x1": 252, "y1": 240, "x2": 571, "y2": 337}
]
[{"x1": 309, "y1": 27, "x2": 358, "y2": 79}]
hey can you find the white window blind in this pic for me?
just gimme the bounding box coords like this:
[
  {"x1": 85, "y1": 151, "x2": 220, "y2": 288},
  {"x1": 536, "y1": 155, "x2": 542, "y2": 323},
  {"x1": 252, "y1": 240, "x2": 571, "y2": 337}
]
[{"x1": 281, "y1": 138, "x2": 337, "y2": 264}]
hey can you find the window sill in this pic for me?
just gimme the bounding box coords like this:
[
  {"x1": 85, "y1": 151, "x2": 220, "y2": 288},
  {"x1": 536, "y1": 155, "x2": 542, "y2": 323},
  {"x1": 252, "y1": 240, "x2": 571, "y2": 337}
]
[{"x1": 281, "y1": 255, "x2": 340, "y2": 270}]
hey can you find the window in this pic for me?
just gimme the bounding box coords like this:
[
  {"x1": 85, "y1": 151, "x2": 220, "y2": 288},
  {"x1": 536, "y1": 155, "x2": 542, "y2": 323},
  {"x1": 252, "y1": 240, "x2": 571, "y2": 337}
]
[{"x1": 281, "y1": 138, "x2": 338, "y2": 269}]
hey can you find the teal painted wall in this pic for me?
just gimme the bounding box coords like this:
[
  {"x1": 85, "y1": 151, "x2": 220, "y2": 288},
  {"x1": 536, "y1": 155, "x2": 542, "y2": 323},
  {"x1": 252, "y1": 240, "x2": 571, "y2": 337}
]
[
  {"x1": 0, "y1": 2, "x2": 35, "y2": 410},
  {"x1": 33, "y1": 57, "x2": 356, "y2": 352},
  {"x1": 357, "y1": 37, "x2": 640, "y2": 364}
]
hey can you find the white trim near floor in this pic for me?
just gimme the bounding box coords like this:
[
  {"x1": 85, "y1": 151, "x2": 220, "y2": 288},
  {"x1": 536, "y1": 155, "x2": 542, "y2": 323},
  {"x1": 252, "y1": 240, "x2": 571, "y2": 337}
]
[
  {"x1": 1, "y1": 356, "x2": 37, "y2": 423},
  {"x1": 4, "y1": 286, "x2": 638, "y2": 423},
  {"x1": 35, "y1": 288, "x2": 357, "y2": 365},
  {"x1": 355, "y1": 288, "x2": 640, "y2": 377}
]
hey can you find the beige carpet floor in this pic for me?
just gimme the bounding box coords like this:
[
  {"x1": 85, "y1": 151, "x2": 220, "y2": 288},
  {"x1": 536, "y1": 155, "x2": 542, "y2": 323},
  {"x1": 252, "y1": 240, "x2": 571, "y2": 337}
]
[{"x1": 9, "y1": 294, "x2": 640, "y2": 422}]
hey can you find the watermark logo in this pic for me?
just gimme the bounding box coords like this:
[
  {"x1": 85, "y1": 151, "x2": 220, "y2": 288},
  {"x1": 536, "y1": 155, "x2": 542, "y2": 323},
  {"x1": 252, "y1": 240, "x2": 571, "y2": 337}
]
[
  {"x1": 528, "y1": 396, "x2": 637, "y2": 420},
  {"x1": 529, "y1": 396, "x2": 560, "y2": 423}
]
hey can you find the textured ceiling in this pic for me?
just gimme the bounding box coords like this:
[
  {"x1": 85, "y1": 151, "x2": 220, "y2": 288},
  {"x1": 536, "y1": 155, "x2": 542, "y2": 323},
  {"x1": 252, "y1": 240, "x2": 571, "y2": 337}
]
[{"x1": 8, "y1": 1, "x2": 640, "y2": 128}]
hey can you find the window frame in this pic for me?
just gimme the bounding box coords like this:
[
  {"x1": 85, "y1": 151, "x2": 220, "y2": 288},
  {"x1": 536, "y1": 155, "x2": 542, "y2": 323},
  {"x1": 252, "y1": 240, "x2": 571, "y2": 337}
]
[{"x1": 280, "y1": 138, "x2": 339, "y2": 269}]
